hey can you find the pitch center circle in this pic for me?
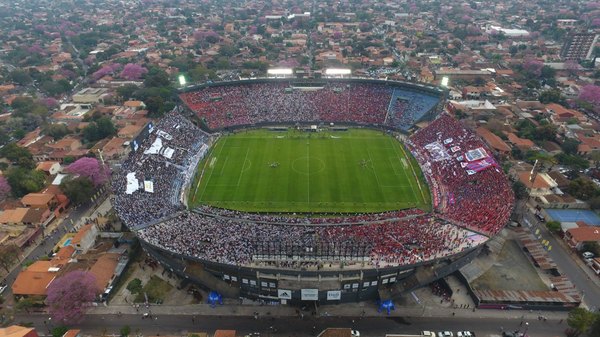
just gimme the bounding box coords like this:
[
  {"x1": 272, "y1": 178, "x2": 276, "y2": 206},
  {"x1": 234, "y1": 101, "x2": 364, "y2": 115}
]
[{"x1": 292, "y1": 156, "x2": 325, "y2": 175}]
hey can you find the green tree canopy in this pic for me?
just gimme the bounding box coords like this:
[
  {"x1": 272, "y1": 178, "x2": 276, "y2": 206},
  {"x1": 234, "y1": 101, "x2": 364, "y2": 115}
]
[
  {"x1": 82, "y1": 117, "x2": 116, "y2": 142},
  {"x1": 567, "y1": 307, "x2": 598, "y2": 336},
  {"x1": 539, "y1": 89, "x2": 562, "y2": 104},
  {"x1": 512, "y1": 181, "x2": 529, "y2": 199},
  {"x1": 5, "y1": 167, "x2": 46, "y2": 197},
  {"x1": 60, "y1": 176, "x2": 94, "y2": 205},
  {"x1": 0, "y1": 143, "x2": 35, "y2": 169}
]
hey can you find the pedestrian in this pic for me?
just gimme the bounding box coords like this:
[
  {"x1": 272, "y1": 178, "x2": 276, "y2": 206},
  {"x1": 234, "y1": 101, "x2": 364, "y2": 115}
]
[
  {"x1": 559, "y1": 319, "x2": 563, "y2": 324},
  {"x1": 192, "y1": 317, "x2": 195, "y2": 324},
  {"x1": 452, "y1": 312, "x2": 455, "y2": 316}
]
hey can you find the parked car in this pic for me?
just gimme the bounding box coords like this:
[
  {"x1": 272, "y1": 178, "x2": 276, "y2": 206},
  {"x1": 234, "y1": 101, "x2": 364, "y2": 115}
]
[
  {"x1": 0, "y1": 283, "x2": 7, "y2": 294},
  {"x1": 437, "y1": 332, "x2": 453, "y2": 337},
  {"x1": 583, "y1": 251, "x2": 595, "y2": 259},
  {"x1": 457, "y1": 332, "x2": 474, "y2": 337}
]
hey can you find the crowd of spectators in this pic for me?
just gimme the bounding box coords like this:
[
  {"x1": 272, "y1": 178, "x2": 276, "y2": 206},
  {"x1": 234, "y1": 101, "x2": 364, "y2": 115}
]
[
  {"x1": 407, "y1": 114, "x2": 514, "y2": 236},
  {"x1": 194, "y1": 205, "x2": 424, "y2": 225},
  {"x1": 384, "y1": 89, "x2": 439, "y2": 131},
  {"x1": 112, "y1": 112, "x2": 209, "y2": 229},
  {"x1": 138, "y1": 211, "x2": 476, "y2": 268},
  {"x1": 112, "y1": 108, "x2": 512, "y2": 270},
  {"x1": 179, "y1": 81, "x2": 439, "y2": 130}
]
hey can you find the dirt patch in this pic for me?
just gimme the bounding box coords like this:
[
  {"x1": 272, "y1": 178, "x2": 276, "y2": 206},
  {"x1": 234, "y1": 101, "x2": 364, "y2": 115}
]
[{"x1": 471, "y1": 240, "x2": 549, "y2": 291}]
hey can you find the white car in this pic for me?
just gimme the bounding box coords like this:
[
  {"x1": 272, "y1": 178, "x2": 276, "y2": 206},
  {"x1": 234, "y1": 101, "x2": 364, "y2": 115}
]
[
  {"x1": 437, "y1": 332, "x2": 453, "y2": 337},
  {"x1": 351, "y1": 330, "x2": 360, "y2": 337},
  {"x1": 457, "y1": 332, "x2": 473, "y2": 337},
  {"x1": 0, "y1": 284, "x2": 7, "y2": 294},
  {"x1": 583, "y1": 251, "x2": 595, "y2": 259}
]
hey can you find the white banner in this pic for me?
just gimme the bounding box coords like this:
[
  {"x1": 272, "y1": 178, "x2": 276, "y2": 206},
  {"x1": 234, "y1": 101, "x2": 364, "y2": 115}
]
[
  {"x1": 278, "y1": 289, "x2": 292, "y2": 300},
  {"x1": 301, "y1": 289, "x2": 319, "y2": 301},
  {"x1": 327, "y1": 290, "x2": 341, "y2": 300}
]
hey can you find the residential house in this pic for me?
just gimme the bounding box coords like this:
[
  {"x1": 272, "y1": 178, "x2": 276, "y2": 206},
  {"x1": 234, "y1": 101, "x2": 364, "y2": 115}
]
[
  {"x1": 35, "y1": 161, "x2": 61, "y2": 176},
  {"x1": 89, "y1": 253, "x2": 120, "y2": 293},
  {"x1": 0, "y1": 326, "x2": 39, "y2": 337},
  {"x1": 475, "y1": 127, "x2": 511, "y2": 155},
  {"x1": 564, "y1": 225, "x2": 600, "y2": 250},
  {"x1": 11, "y1": 260, "x2": 60, "y2": 298},
  {"x1": 71, "y1": 224, "x2": 99, "y2": 254},
  {"x1": 506, "y1": 132, "x2": 534, "y2": 151},
  {"x1": 21, "y1": 193, "x2": 57, "y2": 210},
  {"x1": 517, "y1": 171, "x2": 558, "y2": 196}
]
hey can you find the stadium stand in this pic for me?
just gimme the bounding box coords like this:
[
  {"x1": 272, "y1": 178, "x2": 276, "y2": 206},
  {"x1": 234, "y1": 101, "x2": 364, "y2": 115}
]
[
  {"x1": 406, "y1": 114, "x2": 514, "y2": 236},
  {"x1": 180, "y1": 81, "x2": 439, "y2": 130}
]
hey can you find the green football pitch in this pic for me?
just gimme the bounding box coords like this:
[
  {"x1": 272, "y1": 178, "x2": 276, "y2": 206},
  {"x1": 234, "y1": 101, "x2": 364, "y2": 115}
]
[{"x1": 190, "y1": 129, "x2": 430, "y2": 213}]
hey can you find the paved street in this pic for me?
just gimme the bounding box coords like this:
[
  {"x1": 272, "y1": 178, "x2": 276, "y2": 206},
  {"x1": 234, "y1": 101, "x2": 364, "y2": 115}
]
[
  {"x1": 17, "y1": 313, "x2": 565, "y2": 337},
  {"x1": 522, "y1": 208, "x2": 600, "y2": 309}
]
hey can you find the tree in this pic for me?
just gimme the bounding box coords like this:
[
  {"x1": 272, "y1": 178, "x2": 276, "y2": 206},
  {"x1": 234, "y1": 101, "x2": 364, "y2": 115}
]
[
  {"x1": 15, "y1": 298, "x2": 35, "y2": 313},
  {"x1": 46, "y1": 270, "x2": 99, "y2": 324},
  {"x1": 567, "y1": 307, "x2": 597, "y2": 336},
  {"x1": 0, "y1": 175, "x2": 11, "y2": 200},
  {"x1": 565, "y1": 60, "x2": 579, "y2": 76},
  {"x1": 0, "y1": 143, "x2": 35, "y2": 169},
  {"x1": 523, "y1": 58, "x2": 544, "y2": 77},
  {"x1": 145, "y1": 96, "x2": 165, "y2": 117},
  {"x1": 116, "y1": 84, "x2": 139, "y2": 100},
  {"x1": 0, "y1": 244, "x2": 20, "y2": 272},
  {"x1": 60, "y1": 176, "x2": 94, "y2": 205},
  {"x1": 579, "y1": 85, "x2": 600, "y2": 107},
  {"x1": 5, "y1": 167, "x2": 46, "y2": 197},
  {"x1": 539, "y1": 89, "x2": 562, "y2": 104},
  {"x1": 561, "y1": 138, "x2": 581, "y2": 155},
  {"x1": 512, "y1": 181, "x2": 529, "y2": 199},
  {"x1": 120, "y1": 326, "x2": 131, "y2": 337},
  {"x1": 126, "y1": 278, "x2": 143, "y2": 294},
  {"x1": 43, "y1": 124, "x2": 71, "y2": 140},
  {"x1": 120, "y1": 63, "x2": 148, "y2": 81},
  {"x1": 567, "y1": 177, "x2": 599, "y2": 200},
  {"x1": 9, "y1": 70, "x2": 32, "y2": 85},
  {"x1": 82, "y1": 117, "x2": 116, "y2": 142},
  {"x1": 546, "y1": 220, "x2": 561, "y2": 232},
  {"x1": 51, "y1": 326, "x2": 69, "y2": 337},
  {"x1": 66, "y1": 157, "x2": 109, "y2": 186},
  {"x1": 144, "y1": 68, "x2": 171, "y2": 88}
]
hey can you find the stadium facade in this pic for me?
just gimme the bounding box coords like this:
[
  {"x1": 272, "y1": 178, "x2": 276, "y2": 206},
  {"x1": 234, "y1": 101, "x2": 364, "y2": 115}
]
[{"x1": 113, "y1": 78, "x2": 514, "y2": 305}]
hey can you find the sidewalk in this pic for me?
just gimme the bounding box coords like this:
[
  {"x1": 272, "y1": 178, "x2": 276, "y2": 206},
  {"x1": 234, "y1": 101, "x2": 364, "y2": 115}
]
[{"x1": 89, "y1": 301, "x2": 568, "y2": 321}]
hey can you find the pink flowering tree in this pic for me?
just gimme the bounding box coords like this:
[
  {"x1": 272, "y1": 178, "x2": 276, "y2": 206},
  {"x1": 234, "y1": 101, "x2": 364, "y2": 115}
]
[
  {"x1": 579, "y1": 85, "x2": 600, "y2": 107},
  {"x1": 46, "y1": 271, "x2": 98, "y2": 324},
  {"x1": 564, "y1": 59, "x2": 579, "y2": 76},
  {"x1": 66, "y1": 157, "x2": 110, "y2": 187},
  {"x1": 193, "y1": 30, "x2": 220, "y2": 44},
  {"x1": 0, "y1": 176, "x2": 11, "y2": 200},
  {"x1": 92, "y1": 63, "x2": 122, "y2": 81},
  {"x1": 39, "y1": 97, "x2": 59, "y2": 109},
  {"x1": 120, "y1": 63, "x2": 148, "y2": 80},
  {"x1": 523, "y1": 58, "x2": 544, "y2": 77},
  {"x1": 592, "y1": 18, "x2": 600, "y2": 27}
]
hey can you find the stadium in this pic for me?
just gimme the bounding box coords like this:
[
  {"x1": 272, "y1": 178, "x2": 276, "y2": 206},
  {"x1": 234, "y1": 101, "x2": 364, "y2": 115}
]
[{"x1": 112, "y1": 78, "x2": 514, "y2": 305}]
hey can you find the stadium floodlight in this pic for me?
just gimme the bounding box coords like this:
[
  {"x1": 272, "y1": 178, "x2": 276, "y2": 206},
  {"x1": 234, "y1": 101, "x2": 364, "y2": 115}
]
[
  {"x1": 178, "y1": 74, "x2": 187, "y2": 86},
  {"x1": 440, "y1": 76, "x2": 449, "y2": 87},
  {"x1": 325, "y1": 68, "x2": 352, "y2": 75},
  {"x1": 267, "y1": 68, "x2": 294, "y2": 75}
]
